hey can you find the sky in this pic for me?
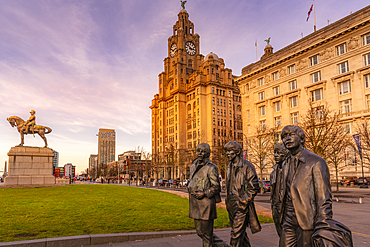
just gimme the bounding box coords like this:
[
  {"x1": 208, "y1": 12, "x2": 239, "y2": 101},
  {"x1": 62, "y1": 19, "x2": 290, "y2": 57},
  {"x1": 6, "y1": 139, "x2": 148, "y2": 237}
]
[{"x1": 0, "y1": 0, "x2": 368, "y2": 175}]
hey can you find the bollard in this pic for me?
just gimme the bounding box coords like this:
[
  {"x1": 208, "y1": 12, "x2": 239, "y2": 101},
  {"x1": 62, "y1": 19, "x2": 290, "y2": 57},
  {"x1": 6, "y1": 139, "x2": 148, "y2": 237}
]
[{"x1": 350, "y1": 182, "x2": 354, "y2": 187}]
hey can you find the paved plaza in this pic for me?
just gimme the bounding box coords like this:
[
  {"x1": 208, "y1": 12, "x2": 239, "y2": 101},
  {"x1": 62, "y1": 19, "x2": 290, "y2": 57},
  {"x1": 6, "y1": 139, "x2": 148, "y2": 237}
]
[{"x1": 86, "y1": 185, "x2": 370, "y2": 247}]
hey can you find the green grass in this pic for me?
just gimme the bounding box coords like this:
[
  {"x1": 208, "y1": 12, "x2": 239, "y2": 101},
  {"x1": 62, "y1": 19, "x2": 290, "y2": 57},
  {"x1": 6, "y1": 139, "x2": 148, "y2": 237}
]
[{"x1": 0, "y1": 185, "x2": 272, "y2": 242}]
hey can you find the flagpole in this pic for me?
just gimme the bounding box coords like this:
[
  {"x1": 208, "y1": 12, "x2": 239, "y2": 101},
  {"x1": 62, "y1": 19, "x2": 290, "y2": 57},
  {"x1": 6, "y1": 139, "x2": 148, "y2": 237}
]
[
  {"x1": 313, "y1": 0, "x2": 317, "y2": 32},
  {"x1": 255, "y1": 40, "x2": 258, "y2": 61}
]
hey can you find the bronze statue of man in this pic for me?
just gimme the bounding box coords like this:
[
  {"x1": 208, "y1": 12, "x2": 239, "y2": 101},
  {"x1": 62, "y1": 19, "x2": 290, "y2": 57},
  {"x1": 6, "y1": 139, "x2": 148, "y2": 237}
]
[
  {"x1": 25, "y1": 110, "x2": 36, "y2": 133},
  {"x1": 188, "y1": 143, "x2": 221, "y2": 247},
  {"x1": 224, "y1": 140, "x2": 261, "y2": 247},
  {"x1": 278, "y1": 125, "x2": 352, "y2": 247},
  {"x1": 270, "y1": 143, "x2": 289, "y2": 237}
]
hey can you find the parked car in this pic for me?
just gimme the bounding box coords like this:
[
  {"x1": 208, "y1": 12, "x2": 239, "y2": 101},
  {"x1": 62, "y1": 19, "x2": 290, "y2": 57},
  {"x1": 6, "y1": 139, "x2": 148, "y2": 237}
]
[
  {"x1": 340, "y1": 177, "x2": 357, "y2": 185},
  {"x1": 158, "y1": 179, "x2": 167, "y2": 186},
  {"x1": 262, "y1": 180, "x2": 271, "y2": 192},
  {"x1": 180, "y1": 179, "x2": 189, "y2": 187},
  {"x1": 356, "y1": 177, "x2": 368, "y2": 185}
]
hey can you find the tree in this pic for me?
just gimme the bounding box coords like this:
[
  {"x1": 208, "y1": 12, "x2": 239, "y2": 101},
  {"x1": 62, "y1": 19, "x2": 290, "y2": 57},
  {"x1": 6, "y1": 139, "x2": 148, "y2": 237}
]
[
  {"x1": 245, "y1": 125, "x2": 275, "y2": 194},
  {"x1": 354, "y1": 120, "x2": 370, "y2": 178},
  {"x1": 300, "y1": 101, "x2": 350, "y2": 192}
]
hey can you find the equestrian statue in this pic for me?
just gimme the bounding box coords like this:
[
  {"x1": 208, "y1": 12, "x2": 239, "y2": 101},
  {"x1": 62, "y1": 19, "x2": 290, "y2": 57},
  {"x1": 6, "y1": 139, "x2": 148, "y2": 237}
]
[{"x1": 7, "y1": 110, "x2": 52, "y2": 147}]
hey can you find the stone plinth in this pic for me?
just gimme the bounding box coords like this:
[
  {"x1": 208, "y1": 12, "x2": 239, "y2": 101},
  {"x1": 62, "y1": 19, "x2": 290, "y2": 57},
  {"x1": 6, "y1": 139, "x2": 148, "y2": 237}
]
[{"x1": 4, "y1": 146, "x2": 56, "y2": 186}]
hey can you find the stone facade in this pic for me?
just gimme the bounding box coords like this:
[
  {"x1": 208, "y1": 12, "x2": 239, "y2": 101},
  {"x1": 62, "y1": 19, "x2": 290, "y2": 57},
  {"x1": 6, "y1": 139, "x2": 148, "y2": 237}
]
[
  {"x1": 236, "y1": 5, "x2": 370, "y2": 179},
  {"x1": 5, "y1": 146, "x2": 55, "y2": 186},
  {"x1": 150, "y1": 9, "x2": 242, "y2": 180}
]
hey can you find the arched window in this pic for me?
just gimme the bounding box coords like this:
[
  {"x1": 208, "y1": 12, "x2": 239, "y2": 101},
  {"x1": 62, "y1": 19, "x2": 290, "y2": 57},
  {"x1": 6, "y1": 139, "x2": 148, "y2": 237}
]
[{"x1": 187, "y1": 104, "x2": 191, "y2": 111}]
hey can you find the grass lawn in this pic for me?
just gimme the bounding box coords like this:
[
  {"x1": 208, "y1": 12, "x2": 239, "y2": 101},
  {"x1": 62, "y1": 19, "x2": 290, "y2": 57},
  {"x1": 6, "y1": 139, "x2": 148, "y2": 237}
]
[{"x1": 0, "y1": 184, "x2": 273, "y2": 242}]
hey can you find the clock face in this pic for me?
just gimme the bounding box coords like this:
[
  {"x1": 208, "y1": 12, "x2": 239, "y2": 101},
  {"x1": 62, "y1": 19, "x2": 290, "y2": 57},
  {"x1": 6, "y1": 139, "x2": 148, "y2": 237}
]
[
  {"x1": 185, "y1": 41, "x2": 196, "y2": 56},
  {"x1": 170, "y1": 43, "x2": 177, "y2": 57}
]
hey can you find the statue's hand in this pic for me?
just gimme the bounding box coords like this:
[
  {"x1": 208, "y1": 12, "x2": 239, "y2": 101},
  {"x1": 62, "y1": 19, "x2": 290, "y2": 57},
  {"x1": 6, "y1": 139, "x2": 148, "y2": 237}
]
[{"x1": 191, "y1": 190, "x2": 205, "y2": 200}]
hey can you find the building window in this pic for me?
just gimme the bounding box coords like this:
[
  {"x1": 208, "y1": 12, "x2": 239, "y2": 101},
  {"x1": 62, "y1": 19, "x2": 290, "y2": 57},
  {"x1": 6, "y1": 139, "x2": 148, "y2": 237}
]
[
  {"x1": 260, "y1": 120, "x2": 266, "y2": 129},
  {"x1": 247, "y1": 110, "x2": 250, "y2": 118},
  {"x1": 339, "y1": 80, "x2": 351, "y2": 95},
  {"x1": 290, "y1": 96, "x2": 298, "y2": 108},
  {"x1": 197, "y1": 109, "x2": 200, "y2": 116},
  {"x1": 365, "y1": 74, "x2": 370, "y2": 88},
  {"x1": 289, "y1": 80, "x2": 297, "y2": 90},
  {"x1": 336, "y1": 43, "x2": 347, "y2": 56},
  {"x1": 363, "y1": 33, "x2": 370, "y2": 45},
  {"x1": 213, "y1": 108, "x2": 215, "y2": 114},
  {"x1": 274, "y1": 101, "x2": 281, "y2": 112},
  {"x1": 273, "y1": 86, "x2": 280, "y2": 96},
  {"x1": 342, "y1": 122, "x2": 352, "y2": 134},
  {"x1": 364, "y1": 53, "x2": 370, "y2": 66},
  {"x1": 258, "y1": 78, "x2": 264, "y2": 86},
  {"x1": 212, "y1": 97, "x2": 215, "y2": 104},
  {"x1": 340, "y1": 99, "x2": 352, "y2": 113},
  {"x1": 366, "y1": 95, "x2": 370, "y2": 109},
  {"x1": 229, "y1": 100, "x2": 231, "y2": 107},
  {"x1": 311, "y1": 71, "x2": 321, "y2": 83},
  {"x1": 197, "y1": 98, "x2": 199, "y2": 105},
  {"x1": 217, "y1": 98, "x2": 219, "y2": 105},
  {"x1": 229, "y1": 91, "x2": 231, "y2": 97},
  {"x1": 272, "y1": 71, "x2": 279, "y2": 81},
  {"x1": 217, "y1": 109, "x2": 220, "y2": 115},
  {"x1": 311, "y1": 88, "x2": 323, "y2": 102},
  {"x1": 259, "y1": 106, "x2": 266, "y2": 116},
  {"x1": 213, "y1": 118, "x2": 215, "y2": 125},
  {"x1": 275, "y1": 116, "x2": 281, "y2": 127},
  {"x1": 314, "y1": 106, "x2": 324, "y2": 119},
  {"x1": 223, "y1": 99, "x2": 226, "y2": 106},
  {"x1": 258, "y1": 91, "x2": 265, "y2": 101},
  {"x1": 229, "y1": 110, "x2": 232, "y2": 117},
  {"x1": 291, "y1": 112, "x2": 299, "y2": 124},
  {"x1": 212, "y1": 87, "x2": 214, "y2": 94},
  {"x1": 288, "y1": 64, "x2": 295, "y2": 74},
  {"x1": 338, "y1": 61, "x2": 349, "y2": 74},
  {"x1": 310, "y1": 55, "x2": 320, "y2": 66}
]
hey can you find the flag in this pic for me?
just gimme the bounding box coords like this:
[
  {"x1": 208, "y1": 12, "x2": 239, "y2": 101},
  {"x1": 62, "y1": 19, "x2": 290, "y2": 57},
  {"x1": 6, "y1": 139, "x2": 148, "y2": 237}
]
[
  {"x1": 353, "y1": 134, "x2": 362, "y2": 160},
  {"x1": 306, "y1": 4, "x2": 313, "y2": 21}
]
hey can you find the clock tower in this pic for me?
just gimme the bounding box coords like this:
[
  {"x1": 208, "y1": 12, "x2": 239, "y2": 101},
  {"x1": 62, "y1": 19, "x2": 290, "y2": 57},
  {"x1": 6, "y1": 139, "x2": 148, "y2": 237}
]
[{"x1": 150, "y1": 8, "x2": 242, "y2": 182}]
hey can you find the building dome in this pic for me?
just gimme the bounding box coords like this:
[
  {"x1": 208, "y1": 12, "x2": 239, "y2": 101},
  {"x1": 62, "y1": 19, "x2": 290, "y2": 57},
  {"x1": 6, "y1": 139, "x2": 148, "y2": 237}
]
[
  {"x1": 179, "y1": 9, "x2": 188, "y2": 14},
  {"x1": 205, "y1": 52, "x2": 219, "y2": 61}
]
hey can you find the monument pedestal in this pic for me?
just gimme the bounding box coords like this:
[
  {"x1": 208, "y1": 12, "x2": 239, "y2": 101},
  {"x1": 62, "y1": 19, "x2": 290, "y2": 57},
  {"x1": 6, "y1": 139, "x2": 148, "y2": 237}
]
[{"x1": 4, "y1": 146, "x2": 55, "y2": 186}]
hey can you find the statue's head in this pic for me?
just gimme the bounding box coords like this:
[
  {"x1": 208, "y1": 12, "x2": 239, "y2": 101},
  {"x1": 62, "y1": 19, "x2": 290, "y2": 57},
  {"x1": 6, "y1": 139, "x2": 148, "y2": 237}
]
[
  {"x1": 196, "y1": 143, "x2": 210, "y2": 161},
  {"x1": 30, "y1": 110, "x2": 36, "y2": 115},
  {"x1": 281, "y1": 125, "x2": 305, "y2": 150},
  {"x1": 274, "y1": 143, "x2": 289, "y2": 164},
  {"x1": 224, "y1": 141, "x2": 242, "y2": 162}
]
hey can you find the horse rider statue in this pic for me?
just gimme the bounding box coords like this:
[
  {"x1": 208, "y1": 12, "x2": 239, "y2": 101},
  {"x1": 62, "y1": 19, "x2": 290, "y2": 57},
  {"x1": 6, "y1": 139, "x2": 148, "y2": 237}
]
[{"x1": 25, "y1": 110, "x2": 36, "y2": 134}]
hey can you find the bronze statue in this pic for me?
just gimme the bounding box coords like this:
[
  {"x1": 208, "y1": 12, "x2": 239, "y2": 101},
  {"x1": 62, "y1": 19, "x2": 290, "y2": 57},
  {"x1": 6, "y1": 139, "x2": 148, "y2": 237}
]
[
  {"x1": 7, "y1": 110, "x2": 52, "y2": 147},
  {"x1": 270, "y1": 143, "x2": 289, "y2": 237},
  {"x1": 188, "y1": 143, "x2": 221, "y2": 247},
  {"x1": 277, "y1": 125, "x2": 352, "y2": 247},
  {"x1": 224, "y1": 141, "x2": 261, "y2": 247},
  {"x1": 181, "y1": 1, "x2": 187, "y2": 9}
]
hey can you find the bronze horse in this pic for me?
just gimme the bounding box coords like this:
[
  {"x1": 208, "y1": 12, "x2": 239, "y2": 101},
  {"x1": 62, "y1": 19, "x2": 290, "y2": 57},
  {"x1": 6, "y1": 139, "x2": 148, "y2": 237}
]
[{"x1": 7, "y1": 116, "x2": 52, "y2": 147}]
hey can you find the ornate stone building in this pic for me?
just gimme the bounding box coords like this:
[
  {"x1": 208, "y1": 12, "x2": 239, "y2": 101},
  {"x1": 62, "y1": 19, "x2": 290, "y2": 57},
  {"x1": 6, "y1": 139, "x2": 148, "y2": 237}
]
[
  {"x1": 150, "y1": 9, "x2": 242, "y2": 181},
  {"x1": 236, "y1": 6, "x2": 370, "y2": 179}
]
